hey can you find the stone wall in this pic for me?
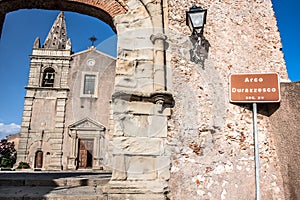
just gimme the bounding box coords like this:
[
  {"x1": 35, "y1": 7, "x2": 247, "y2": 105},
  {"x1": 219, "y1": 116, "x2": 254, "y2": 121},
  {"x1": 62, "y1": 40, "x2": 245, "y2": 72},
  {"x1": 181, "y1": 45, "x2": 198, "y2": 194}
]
[
  {"x1": 1, "y1": 0, "x2": 294, "y2": 199},
  {"x1": 167, "y1": 0, "x2": 287, "y2": 199},
  {"x1": 269, "y1": 82, "x2": 300, "y2": 200}
]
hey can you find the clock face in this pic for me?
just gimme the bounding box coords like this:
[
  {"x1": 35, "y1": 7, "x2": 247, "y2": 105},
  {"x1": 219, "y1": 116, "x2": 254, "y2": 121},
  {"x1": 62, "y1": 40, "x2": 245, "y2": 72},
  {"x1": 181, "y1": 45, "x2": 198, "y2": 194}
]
[{"x1": 87, "y1": 59, "x2": 95, "y2": 66}]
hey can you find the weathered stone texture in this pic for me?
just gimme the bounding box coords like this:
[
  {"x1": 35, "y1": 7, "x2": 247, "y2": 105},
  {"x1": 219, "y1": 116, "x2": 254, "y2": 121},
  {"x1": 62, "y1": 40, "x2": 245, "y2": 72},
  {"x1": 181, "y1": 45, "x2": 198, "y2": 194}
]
[
  {"x1": 6, "y1": 0, "x2": 293, "y2": 199},
  {"x1": 269, "y1": 82, "x2": 300, "y2": 200},
  {"x1": 167, "y1": 0, "x2": 287, "y2": 199}
]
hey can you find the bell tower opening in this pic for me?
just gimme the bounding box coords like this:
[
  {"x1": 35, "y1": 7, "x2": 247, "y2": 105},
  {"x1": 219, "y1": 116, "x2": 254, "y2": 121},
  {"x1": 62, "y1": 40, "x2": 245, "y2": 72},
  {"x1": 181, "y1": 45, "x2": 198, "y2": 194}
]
[{"x1": 42, "y1": 68, "x2": 55, "y2": 87}]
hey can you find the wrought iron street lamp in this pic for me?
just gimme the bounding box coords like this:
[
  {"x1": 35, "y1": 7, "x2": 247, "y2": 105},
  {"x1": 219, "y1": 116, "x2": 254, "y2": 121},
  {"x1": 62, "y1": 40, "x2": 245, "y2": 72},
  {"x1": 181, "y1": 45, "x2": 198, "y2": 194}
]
[
  {"x1": 186, "y1": 5, "x2": 208, "y2": 64},
  {"x1": 186, "y1": 5, "x2": 207, "y2": 38}
]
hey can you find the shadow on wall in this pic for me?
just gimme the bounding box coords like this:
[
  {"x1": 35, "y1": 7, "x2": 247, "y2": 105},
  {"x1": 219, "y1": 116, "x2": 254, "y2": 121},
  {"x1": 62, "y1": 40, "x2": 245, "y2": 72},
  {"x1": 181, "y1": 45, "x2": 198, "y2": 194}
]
[
  {"x1": 268, "y1": 82, "x2": 300, "y2": 200},
  {"x1": 231, "y1": 102, "x2": 280, "y2": 117},
  {"x1": 189, "y1": 36, "x2": 210, "y2": 68}
]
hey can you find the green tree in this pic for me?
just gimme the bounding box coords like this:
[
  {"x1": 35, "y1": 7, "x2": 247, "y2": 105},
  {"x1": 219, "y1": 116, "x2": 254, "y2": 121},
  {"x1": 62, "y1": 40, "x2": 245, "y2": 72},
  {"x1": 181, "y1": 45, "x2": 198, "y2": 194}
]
[{"x1": 0, "y1": 139, "x2": 17, "y2": 168}]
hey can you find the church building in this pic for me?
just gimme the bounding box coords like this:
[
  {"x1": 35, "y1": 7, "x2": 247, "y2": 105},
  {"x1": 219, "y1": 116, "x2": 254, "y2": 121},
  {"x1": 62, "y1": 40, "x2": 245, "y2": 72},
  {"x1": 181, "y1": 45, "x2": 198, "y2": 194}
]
[{"x1": 16, "y1": 12, "x2": 116, "y2": 170}]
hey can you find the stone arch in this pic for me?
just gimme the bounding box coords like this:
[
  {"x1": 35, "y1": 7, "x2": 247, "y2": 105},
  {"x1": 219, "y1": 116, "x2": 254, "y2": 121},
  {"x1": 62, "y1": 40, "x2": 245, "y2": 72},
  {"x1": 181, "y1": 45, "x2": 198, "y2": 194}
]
[
  {"x1": 0, "y1": 0, "x2": 128, "y2": 35},
  {"x1": 2, "y1": 0, "x2": 171, "y2": 198}
]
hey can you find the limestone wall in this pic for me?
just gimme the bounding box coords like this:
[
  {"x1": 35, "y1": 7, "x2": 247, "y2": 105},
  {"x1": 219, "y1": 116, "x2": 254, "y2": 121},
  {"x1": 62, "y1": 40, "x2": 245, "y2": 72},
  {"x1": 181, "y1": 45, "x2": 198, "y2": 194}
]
[
  {"x1": 167, "y1": 0, "x2": 287, "y2": 199},
  {"x1": 269, "y1": 82, "x2": 300, "y2": 200},
  {"x1": 6, "y1": 0, "x2": 292, "y2": 198}
]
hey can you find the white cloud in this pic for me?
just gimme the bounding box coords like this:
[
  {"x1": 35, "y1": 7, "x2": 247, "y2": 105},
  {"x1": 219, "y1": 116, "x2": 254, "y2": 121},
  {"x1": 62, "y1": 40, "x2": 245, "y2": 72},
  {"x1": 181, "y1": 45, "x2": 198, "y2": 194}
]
[{"x1": 0, "y1": 123, "x2": 21, "y2": 139}]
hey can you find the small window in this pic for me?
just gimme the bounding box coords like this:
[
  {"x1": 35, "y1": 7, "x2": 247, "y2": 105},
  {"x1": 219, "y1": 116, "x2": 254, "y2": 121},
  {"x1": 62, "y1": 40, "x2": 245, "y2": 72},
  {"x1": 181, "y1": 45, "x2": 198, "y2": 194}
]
[
  {"x1": 80, "y1": 72, "x2": 98, "y2": 98},
  {"x1": 83, "y1": 74, "x2": 96, "y2": 95},
  {"x1": 42, "y1": 68, "x2": 55, "y2": 87}
]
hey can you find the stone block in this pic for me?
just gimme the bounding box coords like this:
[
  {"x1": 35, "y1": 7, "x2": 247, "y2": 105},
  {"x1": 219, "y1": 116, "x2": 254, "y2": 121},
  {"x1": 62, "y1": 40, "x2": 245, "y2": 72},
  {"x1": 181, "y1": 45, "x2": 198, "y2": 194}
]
[
  {"x1": 56, "y1": 106, "x2": 65, "y2": 112},
  {"x1": 136, "y1": 78, "x2": 154, "y2": 93},
  {"x1": 113, "y1": 99, "x2": 129, "y2": 114},
  {"x1": 114, "y1": 114, "x2": 167, "y2": 138},
  {"x1": 111, "y1": 155, "x2": 127, "y2": 180},
  {"x1": 56, "y1": 111, "x2": 65, "y2": 117},
  {"x1": 50, "y1": 143, "x2": 63, "y2": 150},
  {"x1": 118, "y1": 49, "x2": 154, "y2": 61},
  {"x1": 116, "y1": 59, "x2": 135, "y2": 75},
  {"x1": 126, "y1": 0, "x2": 141, "y2": 10},
  {"x1": 128, "y1": 101, "x2": 155, "y2": 114},
  {"x1": 119, "y1": 33, "x2": 153, "y2": 50},
  {"x1": 56, "y1": 100, "x2": 66, "y2": 106},
  {"x1": 112, "y1": 114, "x2": 126, "y2": 136},
  {"x1": 127, "y1": 156, "x2": 157, "y2": 180},
  {"x1": 114, "y1": 6, "x2": 149, "y2": 24},
  {"x1": 21, "y1": 121, "x2": 30, "y2": 127},
  {"x1": 24, "y1": 99, "x2": 34, "y2": 106},
  {"x1": 107, "y1": 193, "x2": 165, "y2": 200},
  {"x1": 22, "y1": 116, "x2": 31, "y2": 123},
  {"x1": 23, "y1": 106, "x2": 32, "y2": 111},
  {"x1": 156, "y1": 156, "x2": 170, "y2": 180},
  {"x1": 22, "y1": 111, "x2": 32, "y2": 117},
  {"x1": 113, "y1": 137, "x2": 163, "y2": 155},
  {"x1": 115, "y1": 76, "x2": 137, "y2": 88},
  {"x1": 135, "y1": 61, "x2": 154, "y2": 78},
  {"x1": 104, "y1": 180, "x2": 168, "y2": 194},
  {"x1": 26, "y1": 90, "x2": 36, "y2": 97},
  {"x1": 55, "y1": 122, "x2": 64, "y2": 128},
  {"x1": 147, "y1": 115, "x2": 167, "y2": 138}
]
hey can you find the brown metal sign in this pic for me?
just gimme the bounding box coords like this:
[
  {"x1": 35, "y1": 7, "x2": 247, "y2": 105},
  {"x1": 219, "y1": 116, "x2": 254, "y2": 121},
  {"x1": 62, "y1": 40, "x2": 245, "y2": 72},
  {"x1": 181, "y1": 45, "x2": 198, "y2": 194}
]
[{"x1": 229, "y1": 73, "x2": 280, "y2": 103}]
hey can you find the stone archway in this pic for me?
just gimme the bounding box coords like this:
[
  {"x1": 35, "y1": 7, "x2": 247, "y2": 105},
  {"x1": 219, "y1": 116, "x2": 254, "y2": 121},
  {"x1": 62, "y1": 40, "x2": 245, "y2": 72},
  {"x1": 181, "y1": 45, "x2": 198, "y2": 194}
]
[
  {"x1": 0, "y1": 0, "x2": 128, "y2": 34},
  {"x1": 1, "y1": 0, "x2": 172, "y2": 199}
]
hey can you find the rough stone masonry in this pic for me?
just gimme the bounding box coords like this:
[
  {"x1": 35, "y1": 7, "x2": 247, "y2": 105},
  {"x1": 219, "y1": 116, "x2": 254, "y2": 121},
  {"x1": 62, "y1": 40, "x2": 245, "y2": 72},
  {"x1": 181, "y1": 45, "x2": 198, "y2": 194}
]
[
  {"x1": 0, "y1": 0, "x2": 293, "y2": 199},
  {"x1": 167, "y1": 0, "x2": 287, "y2": 199}
]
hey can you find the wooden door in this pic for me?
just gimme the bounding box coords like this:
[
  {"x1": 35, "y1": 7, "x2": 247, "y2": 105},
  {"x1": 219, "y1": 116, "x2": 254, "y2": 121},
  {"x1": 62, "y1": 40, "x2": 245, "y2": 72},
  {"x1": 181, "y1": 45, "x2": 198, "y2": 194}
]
[
  {"x1": 78, "y1": 139, "x2": 94, "y2": 169},
  {"x1": 35, "y1": 151, "x2": 43, "y2": 168}
]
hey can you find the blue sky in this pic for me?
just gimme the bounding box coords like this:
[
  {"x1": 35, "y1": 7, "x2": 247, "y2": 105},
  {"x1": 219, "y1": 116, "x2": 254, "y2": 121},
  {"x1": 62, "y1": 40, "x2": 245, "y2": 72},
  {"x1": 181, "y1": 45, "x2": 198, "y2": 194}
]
[
  {"x1": 272, "y1": 1, "x2": 300, "y2": 82},
  {"x1": 0, "y1": 1, "x2": 299, "y2": 139}
]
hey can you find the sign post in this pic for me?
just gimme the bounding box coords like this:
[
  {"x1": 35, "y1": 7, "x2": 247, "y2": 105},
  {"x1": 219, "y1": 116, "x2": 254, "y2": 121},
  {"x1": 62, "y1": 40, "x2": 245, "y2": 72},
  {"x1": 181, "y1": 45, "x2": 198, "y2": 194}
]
[
  {"x1": 252, "y1": 102, "x2": 260, "y2": 199},
  {"x1": 229, "y1": 73, "x2": 280, "y2": 200}
]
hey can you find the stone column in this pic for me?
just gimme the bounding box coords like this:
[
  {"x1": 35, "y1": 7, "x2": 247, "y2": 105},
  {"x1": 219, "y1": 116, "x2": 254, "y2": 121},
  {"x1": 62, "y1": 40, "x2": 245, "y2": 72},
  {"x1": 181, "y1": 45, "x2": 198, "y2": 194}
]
[
  {"x1": 67, "y1": 130, "x2": 77, "y2": 170},
  {"x1": 106, "y1": 0, "x2": 173, "y2": 198},
  {"x1": 151, "y1": 33, "x2": 167, "y2": 92},
  {"x1": 93, "y1": 132, "x2": 102, "y2": 170},
  {"x1": 105, "y1": 99, "x2": 171, "y2": 199}
]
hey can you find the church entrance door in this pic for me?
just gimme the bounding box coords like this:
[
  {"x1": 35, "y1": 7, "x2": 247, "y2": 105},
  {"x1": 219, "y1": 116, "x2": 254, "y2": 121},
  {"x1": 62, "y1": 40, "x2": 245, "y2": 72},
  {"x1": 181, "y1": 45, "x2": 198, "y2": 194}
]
[
  {"x1": 35, "y1": 150, "x2": 43, "y2": 169},
  {"x1": 78, "y1": 139, "x2": 94, "y2": 169}
]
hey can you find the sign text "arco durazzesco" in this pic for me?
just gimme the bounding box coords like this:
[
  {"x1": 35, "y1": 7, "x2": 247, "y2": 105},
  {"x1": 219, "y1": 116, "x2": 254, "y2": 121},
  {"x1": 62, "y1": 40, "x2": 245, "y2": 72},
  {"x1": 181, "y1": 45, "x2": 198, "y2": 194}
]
[{"x1": 229, "y1": 73, "x2": 280, "y2": 103}]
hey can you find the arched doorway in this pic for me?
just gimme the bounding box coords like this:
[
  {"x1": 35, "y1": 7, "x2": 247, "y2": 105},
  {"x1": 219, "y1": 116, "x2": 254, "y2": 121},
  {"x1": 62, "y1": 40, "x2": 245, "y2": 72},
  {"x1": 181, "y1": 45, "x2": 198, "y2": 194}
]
[{"x1": 34, "y1": 150, "x2": 43, "y2": 169}]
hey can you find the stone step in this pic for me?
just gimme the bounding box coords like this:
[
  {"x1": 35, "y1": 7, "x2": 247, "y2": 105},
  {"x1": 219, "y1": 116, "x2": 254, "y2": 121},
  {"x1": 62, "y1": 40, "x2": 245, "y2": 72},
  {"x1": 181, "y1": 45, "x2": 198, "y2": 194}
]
[
  {"x1": 0, "y1": 186, "x2": 107, "y2": 200},
  {"x1": 0, "y1": 176, "x2": 111, "y2": 187},
  {"x1": 0, "y1": 171, "x2": 112, "y2": 199},
  {"x1": 0, "y1": 171, "x2": 112, "y2": 187}
]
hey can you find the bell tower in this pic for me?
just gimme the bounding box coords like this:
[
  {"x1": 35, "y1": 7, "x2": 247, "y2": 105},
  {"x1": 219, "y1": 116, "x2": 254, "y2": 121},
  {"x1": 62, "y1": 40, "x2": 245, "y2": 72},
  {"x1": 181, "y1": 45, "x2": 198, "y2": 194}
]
[{"x1": 17, "y1": 12, "x2": 72, "y2": 170}]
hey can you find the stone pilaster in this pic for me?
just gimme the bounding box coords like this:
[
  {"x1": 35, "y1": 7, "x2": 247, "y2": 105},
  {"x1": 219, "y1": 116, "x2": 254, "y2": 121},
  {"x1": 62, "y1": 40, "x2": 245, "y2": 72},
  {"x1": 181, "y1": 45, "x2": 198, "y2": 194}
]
[{"x1": 16, "y1": 97, "x2": 34, "y2": 164}]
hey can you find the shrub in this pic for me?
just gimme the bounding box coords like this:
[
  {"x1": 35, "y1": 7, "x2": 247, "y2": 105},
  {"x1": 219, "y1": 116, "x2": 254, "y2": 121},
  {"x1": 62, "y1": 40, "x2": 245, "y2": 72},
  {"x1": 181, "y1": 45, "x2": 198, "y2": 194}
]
[
  {"x1": 17, "y1": 161, "x2": 31, "y2": 169},
  {"x1": 0, "y1": 157, "x2": 13, "y2": 168}
]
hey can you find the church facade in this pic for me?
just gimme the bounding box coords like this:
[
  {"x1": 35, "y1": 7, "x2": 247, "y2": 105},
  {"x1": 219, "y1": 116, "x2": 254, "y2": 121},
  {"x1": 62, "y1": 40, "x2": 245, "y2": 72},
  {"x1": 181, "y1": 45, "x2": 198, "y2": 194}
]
[{"x1": 17, "y1": 12, "x2": 116, "y2": 170}]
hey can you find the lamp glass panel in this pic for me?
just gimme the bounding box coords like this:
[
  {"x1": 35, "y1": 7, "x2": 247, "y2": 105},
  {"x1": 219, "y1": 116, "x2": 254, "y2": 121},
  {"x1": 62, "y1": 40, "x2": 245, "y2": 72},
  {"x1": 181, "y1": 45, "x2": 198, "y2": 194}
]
[
  {"x1": 189, "y1": 12, "x2": 205, "y2": 28},
  {"x1": 187, "y1": 16, "x2": 193, "y2": 31}
]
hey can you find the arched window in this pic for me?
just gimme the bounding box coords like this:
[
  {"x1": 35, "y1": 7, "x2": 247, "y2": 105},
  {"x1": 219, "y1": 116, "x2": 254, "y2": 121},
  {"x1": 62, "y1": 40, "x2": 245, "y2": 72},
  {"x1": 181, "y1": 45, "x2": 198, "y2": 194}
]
[{"x1": 42, "y1": 68, "x2": 55, "y2": 87}]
